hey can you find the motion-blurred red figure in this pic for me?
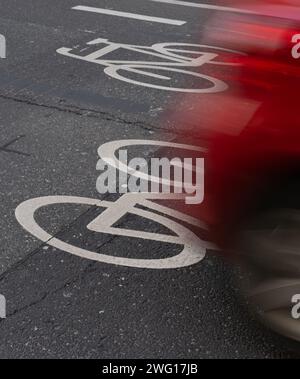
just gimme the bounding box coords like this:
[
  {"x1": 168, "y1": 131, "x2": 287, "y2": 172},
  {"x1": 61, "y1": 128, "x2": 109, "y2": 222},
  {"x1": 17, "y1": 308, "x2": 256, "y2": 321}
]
[{"x1": 200, "y1": 1, "x2": 300, "y2": 341}]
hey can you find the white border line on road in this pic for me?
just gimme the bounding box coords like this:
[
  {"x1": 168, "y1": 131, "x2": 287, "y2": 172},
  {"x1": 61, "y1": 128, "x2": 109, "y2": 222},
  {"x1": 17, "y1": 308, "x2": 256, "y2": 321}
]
[
  {"x1": 72, "y1": 5, "x2": 187, "y2": 25},
  {"x1": 148, "y1": 0, "x2": 256, "y2": 15}
]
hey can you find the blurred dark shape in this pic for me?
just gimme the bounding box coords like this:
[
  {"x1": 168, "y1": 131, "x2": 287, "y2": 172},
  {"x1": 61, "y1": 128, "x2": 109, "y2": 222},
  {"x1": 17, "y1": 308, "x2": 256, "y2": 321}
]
[
  {"x1": 174, "y1": 1, "x2": 300, "y2": 341},
  {"x1": 202, "y1": 1, "x2": 300, "y2": 246}
]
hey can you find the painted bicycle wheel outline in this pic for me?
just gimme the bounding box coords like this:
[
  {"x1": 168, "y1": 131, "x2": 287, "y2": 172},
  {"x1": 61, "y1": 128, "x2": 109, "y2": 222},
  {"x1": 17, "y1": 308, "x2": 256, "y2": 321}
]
[{"x1": 104, "y1": 64, "x2": 228, "y2": 93}]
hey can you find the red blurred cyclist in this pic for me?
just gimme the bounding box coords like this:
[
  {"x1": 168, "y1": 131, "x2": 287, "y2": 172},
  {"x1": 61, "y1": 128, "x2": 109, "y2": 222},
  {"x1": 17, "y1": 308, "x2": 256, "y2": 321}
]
[{"x1": 198, "y1": 1, "x2": 300, "y2": 341}]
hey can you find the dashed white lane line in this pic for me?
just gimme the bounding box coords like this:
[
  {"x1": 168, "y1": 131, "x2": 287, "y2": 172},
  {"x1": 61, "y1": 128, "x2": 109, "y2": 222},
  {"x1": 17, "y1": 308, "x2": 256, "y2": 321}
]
[
  {"x1": 148, "y1": 0, "x2": 255, "y2": 15},
  {"x1": 72, "y1": 5, "x2": 187, "y2": 25}
]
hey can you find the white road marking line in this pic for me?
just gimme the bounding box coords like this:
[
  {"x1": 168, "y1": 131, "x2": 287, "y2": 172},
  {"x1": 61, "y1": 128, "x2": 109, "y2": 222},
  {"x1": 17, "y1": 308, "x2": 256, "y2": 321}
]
[
  {"x1": 148, "y1": 0, "x2": 256, "y2": 15},
  {"x1": 72, "y1": 5, "x2": 186, "y2": 25}
]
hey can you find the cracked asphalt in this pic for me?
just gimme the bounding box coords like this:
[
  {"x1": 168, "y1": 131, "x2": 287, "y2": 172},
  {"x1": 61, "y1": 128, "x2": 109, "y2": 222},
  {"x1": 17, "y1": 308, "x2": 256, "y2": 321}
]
[{"x1": 0, "y1": 0, "x2": 299, "y2": 359}]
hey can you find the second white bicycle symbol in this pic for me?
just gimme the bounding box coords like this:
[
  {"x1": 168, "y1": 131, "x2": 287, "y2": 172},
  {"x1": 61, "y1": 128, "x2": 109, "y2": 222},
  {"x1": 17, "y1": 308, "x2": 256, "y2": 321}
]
[
  {"x1": 57, "y1": 38, "x2": 244, "y2": 93},
  {"x1": 16, "y1": 140, "x2": 214, "y2": 270}
]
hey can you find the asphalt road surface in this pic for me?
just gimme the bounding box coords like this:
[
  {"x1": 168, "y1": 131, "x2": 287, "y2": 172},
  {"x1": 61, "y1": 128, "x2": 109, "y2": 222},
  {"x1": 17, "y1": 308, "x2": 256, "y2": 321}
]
[{"x1": 0, "y1": 0, "x2": 299, "y2": 359}]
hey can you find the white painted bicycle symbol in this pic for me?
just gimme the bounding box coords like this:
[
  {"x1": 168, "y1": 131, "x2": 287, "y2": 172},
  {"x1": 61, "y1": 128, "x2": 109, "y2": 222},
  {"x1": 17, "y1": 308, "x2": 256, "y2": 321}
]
[
  {"x1": 16, "y1": 140, "x2": 214, "y2": 270},
  {"x1": 57, "y1": 38, "x2": 244, "y2": 93}
]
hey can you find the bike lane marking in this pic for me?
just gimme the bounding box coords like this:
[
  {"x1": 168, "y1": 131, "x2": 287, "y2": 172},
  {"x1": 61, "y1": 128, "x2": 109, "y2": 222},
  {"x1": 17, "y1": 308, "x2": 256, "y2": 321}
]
[
  {"x1": 72, "y1": 5, "x2": 186, "y2": 26},
  {"x1": 57, "y1": 40, "x2": 244, "y2": 93},
  {"x1": 15, "y1": 195, "x2": 209, "y2": 270},
  {"x1": 15, "y1": 140, "x2": 215, "y2": 270}
]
